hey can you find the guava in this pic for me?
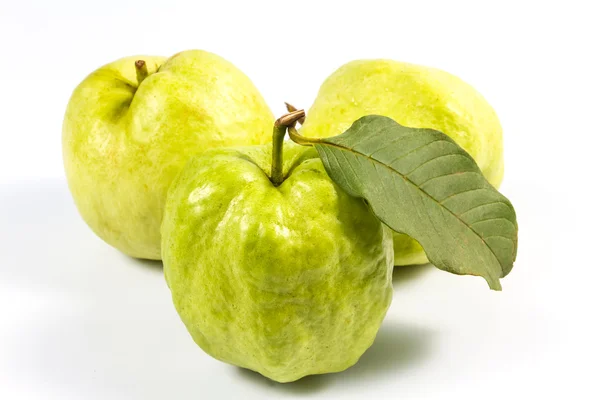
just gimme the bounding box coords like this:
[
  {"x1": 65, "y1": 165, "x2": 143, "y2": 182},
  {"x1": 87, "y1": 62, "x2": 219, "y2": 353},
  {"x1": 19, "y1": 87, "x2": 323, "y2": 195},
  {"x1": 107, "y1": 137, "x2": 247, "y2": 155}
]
[
  {"x1": 300, "y1": 59, "x2": 504, "y2": 266},
  {"x1": 63, "y1": 50, "x2": 274, "y2": 260},
  {"x1": 161, "y1": 116, "x2": 394, "y2": 382}
]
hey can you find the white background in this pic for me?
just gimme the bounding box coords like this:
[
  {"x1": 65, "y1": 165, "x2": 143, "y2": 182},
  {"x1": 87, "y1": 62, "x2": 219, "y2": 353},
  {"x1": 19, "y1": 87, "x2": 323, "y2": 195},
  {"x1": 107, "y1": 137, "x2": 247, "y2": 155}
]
[{"x1": 1, "y1": 0, "x2": 598, "y2": 399}]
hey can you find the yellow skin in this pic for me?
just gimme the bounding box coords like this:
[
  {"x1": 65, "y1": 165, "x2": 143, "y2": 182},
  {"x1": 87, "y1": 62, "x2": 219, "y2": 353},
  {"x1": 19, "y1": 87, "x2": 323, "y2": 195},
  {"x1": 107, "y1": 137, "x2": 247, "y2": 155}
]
[
  {"x1": 162, "y1": 143, "x2": 394, "y2": 382},
  {"x1": 62, "y1": 50, "x2": 274, "y2": 259},
  {"x1": 301, "y1": 59, "x2": 504, "y2": 266}
]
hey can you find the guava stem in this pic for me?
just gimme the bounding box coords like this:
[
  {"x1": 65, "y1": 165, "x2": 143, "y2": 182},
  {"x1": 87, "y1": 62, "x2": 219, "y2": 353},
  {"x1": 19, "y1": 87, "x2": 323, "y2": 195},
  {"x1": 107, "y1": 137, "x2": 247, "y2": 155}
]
[
  {"x1": 135, "y1": 60, "x2": 149, "y2": 85},
  {"x1": 284, "y1": 102, "x2": 305, "y2": 125},
  {"x1": 270, "y1": 110, "x2": 306, "y2": 186}
]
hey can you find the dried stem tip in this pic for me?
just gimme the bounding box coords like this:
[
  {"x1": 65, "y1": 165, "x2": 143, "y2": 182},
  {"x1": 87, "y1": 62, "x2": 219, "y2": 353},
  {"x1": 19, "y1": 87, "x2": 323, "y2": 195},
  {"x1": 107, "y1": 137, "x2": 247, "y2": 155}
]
[
  {"x1": 284, "y1": 102, "x2": 306, "y2": 125},
  {"x1": 135, "y1": 60, "x2": 149, "y2": 85},
  {"x1": 275, "y1": 109, "x2": 305, "y2": 127}
]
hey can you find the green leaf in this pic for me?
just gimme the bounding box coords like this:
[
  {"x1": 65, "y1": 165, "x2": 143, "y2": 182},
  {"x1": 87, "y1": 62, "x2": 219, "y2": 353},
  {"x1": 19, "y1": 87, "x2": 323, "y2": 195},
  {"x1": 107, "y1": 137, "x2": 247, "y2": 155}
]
[{"x1": 311, "y1": 115, "x2": 518, "y2": 290}]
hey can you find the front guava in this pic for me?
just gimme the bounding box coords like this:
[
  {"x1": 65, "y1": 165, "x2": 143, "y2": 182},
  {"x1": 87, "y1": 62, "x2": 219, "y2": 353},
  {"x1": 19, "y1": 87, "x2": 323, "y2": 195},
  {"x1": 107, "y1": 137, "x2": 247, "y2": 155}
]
[{"x1": 162, "y1": 141, "x2": 394, "y2": 382}]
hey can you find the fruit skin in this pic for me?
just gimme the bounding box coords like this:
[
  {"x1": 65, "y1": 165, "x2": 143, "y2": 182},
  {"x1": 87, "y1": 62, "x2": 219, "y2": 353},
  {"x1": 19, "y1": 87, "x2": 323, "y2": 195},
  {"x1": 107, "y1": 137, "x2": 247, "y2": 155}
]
[
  {"x1": 62, "y1": 50, "x2": 274, "y2": 260},
  {"x1": 301, "y1": 59, "x2": 504, "y2": 266},
  {"x1": 162, "y1": 142, "x2": 394, "y2": 383}
]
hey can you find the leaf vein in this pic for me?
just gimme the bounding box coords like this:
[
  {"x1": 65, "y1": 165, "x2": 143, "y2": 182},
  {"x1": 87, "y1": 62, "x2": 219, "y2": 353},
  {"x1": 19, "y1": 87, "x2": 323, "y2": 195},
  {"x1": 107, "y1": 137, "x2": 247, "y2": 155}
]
[
  {"x1": 470, "y1": 216, "x2": 517, "y2": 230},
  {"x1": 406, "y1": 152, "x2": 474, "y2": 178},
  {"x1": 418, "y1": 171, "x2": 481, "y2": 189},
  {"x1": 439, "y1": 187, "x2": 490, "y2": 204},
  {"x1": 339, "y1": 124, "x2": 386, "y2": 148},
  {"x1": 386, "y1": 138, "x2": 450, "y2": 167},
  {"x1": 484, "y1": 235, "x2": 516, "y2": 242},
  {"x1": 368, "y1": 134, "x2": 414, "y2": 157},
  {"x1": 321, "y1": 146, "x2": 353, "y2": 191},
  {"x1": 459, "y1": 201, "x2": 514, "y2": 217}
]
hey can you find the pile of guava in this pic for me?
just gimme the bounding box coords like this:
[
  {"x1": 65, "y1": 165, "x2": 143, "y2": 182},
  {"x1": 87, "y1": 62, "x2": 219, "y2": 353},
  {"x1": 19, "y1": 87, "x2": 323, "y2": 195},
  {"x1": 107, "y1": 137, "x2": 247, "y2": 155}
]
[{"x1": 63, "y1": 50, "x2": 515, "y2": 382}]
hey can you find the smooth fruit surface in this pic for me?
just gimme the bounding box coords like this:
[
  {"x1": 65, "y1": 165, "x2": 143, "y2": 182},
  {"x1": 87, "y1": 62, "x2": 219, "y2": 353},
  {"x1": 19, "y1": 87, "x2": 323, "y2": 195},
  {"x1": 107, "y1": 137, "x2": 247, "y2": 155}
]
[
  {"x1": 162, "y1": 142, "x2": 394, "y2": 382},
  {"x1": 301, "y1": 59, "x2": 504, "y2": 265},
  {"x1": 63, "y1": 50, "x2": 274, "y2": 259}
]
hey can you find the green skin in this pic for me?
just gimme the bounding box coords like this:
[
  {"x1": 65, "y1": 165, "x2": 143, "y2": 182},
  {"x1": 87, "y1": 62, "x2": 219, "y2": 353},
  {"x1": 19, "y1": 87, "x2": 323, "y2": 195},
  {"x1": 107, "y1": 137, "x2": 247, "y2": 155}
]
[
  {"x1": 162, "y1": 141, "x2": 394, "y2": 383},
  {"x1": 63, "y1": 50, "x2": 274, "y2": 260},
  {"x1": 301, "y1": 59, "x2": 504, "y2": 266}
]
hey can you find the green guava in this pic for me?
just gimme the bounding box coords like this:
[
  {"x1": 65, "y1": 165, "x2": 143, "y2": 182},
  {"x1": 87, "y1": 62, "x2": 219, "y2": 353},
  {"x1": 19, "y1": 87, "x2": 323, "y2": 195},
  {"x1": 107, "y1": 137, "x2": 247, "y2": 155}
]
[
  {"x1": 300, "y1": 59, "x2": 504, "y2": 266},
  {"x1": 63, "y1": 50, "x2": 274, "y2": 260},
  {"x1": 161, "y1": 141, "x2": 394, "y2": 382}
]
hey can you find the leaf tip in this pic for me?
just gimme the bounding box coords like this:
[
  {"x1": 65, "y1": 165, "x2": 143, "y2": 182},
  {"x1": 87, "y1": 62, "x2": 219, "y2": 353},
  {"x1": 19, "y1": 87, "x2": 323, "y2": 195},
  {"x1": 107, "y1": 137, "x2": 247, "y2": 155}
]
[{"x1": 486, "y1": 277, "x2": 503, "y2": 291}]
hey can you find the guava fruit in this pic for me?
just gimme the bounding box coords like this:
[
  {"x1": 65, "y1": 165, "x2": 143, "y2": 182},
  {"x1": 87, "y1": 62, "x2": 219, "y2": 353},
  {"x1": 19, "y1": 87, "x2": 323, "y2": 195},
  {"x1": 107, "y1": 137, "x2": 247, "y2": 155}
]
[
  {"x1": 300, "y1": 59, "x2": 504, "y2": 265},
  {"x1": 162, "y1": 127, "x2": 394, "y2": 382},
  {"x1": 63, "y1": 50, "x2": 274, "y2": 259}
]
